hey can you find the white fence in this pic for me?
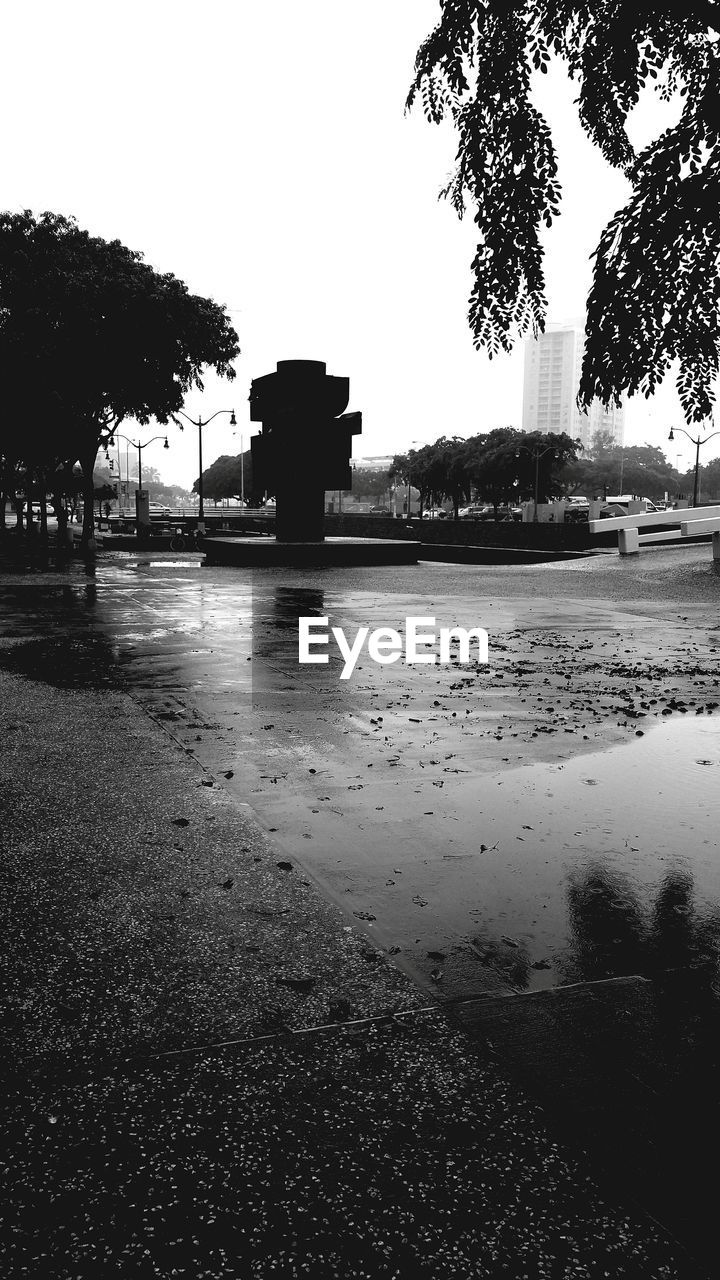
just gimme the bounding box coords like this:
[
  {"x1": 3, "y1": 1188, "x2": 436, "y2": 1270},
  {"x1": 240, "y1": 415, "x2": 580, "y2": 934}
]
[{"x1": 588, "y1": 505, "x2": 720, "y2": 555}]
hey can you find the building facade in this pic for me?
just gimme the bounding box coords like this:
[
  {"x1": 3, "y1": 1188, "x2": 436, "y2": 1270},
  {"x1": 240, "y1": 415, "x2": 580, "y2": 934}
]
[{"x1": 522, "y1": 322, "x2": 625, "y2": 450}]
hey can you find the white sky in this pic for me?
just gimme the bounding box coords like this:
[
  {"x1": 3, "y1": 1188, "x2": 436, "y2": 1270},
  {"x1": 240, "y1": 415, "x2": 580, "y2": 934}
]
[{"x1": 1, "y1": 0, "x2": 715, "y2": 486}]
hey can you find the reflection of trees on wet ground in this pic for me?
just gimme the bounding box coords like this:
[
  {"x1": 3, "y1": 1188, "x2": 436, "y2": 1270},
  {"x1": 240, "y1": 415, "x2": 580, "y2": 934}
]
[
  {"x1": 560, "y1": 864, "x2": 720, "y2": 1080},
  {"x1": 560, "y1": 864, "x2": 720, "y2": 985},
  {"x1": 470, "y1": 865, "x2": 720, "y2": 1001}
]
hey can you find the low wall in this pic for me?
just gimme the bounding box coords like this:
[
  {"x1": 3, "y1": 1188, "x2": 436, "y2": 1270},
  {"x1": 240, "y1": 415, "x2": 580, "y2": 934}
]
[
  {"x1": 324, "y1": 514, "x2": 616, "y2": 552},
  {"x1": 162, "y1": 511, "x2": 618, "y2": 553}
]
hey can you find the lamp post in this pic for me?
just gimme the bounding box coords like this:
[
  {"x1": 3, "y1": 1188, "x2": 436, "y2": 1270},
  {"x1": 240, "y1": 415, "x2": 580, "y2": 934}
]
[
  {"x1": 115, "y1": 433, "x2": 169, "y2": 538},
  {"x1": 114, "y1": 437, "x2": 123, "y2": 513},
  {"x1": 116, "y1": 433, "x2": 169, "y2": 494},
  {"x1": 172, "y1": 408, "x2": 237, "y2": 530},
  {"x1": 515, "y1": 441, "x2": 560, "y2": 521},
  {"x1": 668, "y1": 425, "x2": 720, "y2": 507}
]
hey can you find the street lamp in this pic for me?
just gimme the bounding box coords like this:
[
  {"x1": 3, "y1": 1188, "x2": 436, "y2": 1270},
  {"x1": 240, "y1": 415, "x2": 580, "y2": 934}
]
[
  {"x1": 515, "y1": 442, "x2": 560, "y2": 521},
  {"x1": 115, "y1": 433, "x2": 169, "y2": 493},
  {"x1": 668, "y1": 425, "x2": 720, "y2": 508},
  {"x1": 172, "y1": 408, "x2": 237, "y2": 530}
]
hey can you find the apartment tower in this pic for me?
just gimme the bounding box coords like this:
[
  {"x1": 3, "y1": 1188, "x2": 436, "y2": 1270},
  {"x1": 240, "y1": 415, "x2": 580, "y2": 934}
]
[{"x1": 522, "y1": 321, "x2": 625, "y2": 449}]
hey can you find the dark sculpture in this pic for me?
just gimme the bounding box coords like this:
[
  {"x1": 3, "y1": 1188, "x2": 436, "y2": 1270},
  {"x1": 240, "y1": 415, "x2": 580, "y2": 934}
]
[{"x1": 250, "y1": 360, "x2": 361, "y2": 542}]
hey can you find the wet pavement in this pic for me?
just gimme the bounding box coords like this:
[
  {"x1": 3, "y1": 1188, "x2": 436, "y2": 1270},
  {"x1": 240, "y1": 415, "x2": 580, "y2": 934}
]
[
  {"x1": 3, "y1": 550, "x2": 719, "y2": 998},
  {"x1": 2, "y1": 544, "x2": 720, "y2": 1273}
]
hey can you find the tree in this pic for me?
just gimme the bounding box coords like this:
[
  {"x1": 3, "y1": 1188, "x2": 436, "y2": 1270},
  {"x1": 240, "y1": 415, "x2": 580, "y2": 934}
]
[
  {"x1": 195, "y1": 451, "x2": 258, "y2": 505},
  {"x1": 351, "y1": 467, "x2": 392, "y2": 502},
  {"x1": 695, "y1": 456, "x2": 720, "y2": 501},
  {"x1": 564, "y1": 437, "x2": 679, "y2": 498},
  {"x1": 390, "y1": 451, "x2": 428, "y2": 515},
  {"x1": 462, "y1": 429, "x2": 523, "y2": 515},
  {"x1": 0, "y1": 211, "x2": 240, "y2": 546},
  {"x1": 563, "y1": 429, "x2": 625, "y2": 496},
  {"x1": 462, "y1": 427, "x2": 581, "y2": 513},
  {"x1": 408, "y1": 3, "x2": 720, "y2": 423},
  {"x1": 391, "y1": 442, "x2": 466, "y2": 516},
  {"x1": 423, "y1": 436, "x2": 472, "y2": 517}
]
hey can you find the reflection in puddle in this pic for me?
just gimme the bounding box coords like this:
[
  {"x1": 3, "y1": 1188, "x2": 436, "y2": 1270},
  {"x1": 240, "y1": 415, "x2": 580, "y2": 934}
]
[
  {"x1": 561, "y1": 861, "x2": 720, "y2": 986},
  {"x1": 247, "y1": 716, "x2": 720, "y2": 996},
  {"x1": 441, "y1": 716, "x2": 720, "y2": 990}
]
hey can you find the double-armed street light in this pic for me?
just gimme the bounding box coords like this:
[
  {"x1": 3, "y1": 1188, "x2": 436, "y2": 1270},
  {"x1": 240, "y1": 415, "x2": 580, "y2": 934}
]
[
  {"x1": 115, "y1": 432, "x2": 169, "y2": 493},
  {"x1": 172, "y1": 408, "x2": 237, "y2": 529},
  {"x1": 514, "y1": 441, "x2": 560, "y2": 522},
  {"x1": 668, "y1": 424, "x2": 720, "y2": 508}
]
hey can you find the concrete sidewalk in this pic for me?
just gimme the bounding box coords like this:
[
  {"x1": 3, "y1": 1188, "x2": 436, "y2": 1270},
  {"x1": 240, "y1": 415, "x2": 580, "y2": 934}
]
[{"x1": 0, "y1": 650, "x2": 701, "y2": 1277}]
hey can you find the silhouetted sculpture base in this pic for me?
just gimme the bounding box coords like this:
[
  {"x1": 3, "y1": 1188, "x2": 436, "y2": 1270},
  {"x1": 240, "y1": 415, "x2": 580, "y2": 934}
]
[
  {"x1": 203, "y1": 536, "x2": 420, "y2": 568},
  {"x1": 203, "y1": 359, "x2": 420, "y2": 567}
]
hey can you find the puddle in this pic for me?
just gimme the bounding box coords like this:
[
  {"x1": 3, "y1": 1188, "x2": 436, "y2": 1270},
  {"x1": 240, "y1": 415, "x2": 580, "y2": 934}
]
[
  {"x1": 0, "y1": 634, "x2": 122, "y2": 688},
  {"x1": 238, "y1": 717, "x2": 720, "y2": 995},
  {"x1": 3, "y1": 561, "x2": 719, "y2": 1001}
]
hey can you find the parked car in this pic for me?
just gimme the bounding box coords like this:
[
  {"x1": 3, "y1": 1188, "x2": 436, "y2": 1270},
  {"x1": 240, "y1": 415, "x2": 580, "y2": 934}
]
[
  {"x1": 459, "y1": 505, "x2": 492, "y2": 519},
  {"x1": 422, "y1": 507, "x2": 449, "y2": 520},
  {"x1": 369, "y1": 505, "x2": 392, "y2": 515},
  {"x1": 605, "y1": 495, "x2": 660, "y2": 513},
  {"x1": 488, "y1": 505, "x2": 522, "y2": 522}
]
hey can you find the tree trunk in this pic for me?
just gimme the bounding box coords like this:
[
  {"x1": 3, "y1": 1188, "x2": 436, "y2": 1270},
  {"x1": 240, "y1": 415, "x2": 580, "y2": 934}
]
[
  {"x1": 52, "y1": 491, "x2": 70, "y2": 549},
  {"x1": 26, "y1": 482, "x2": 34, "y2": 533},
  {"x1": 79, "y1": 445, "x2": 98, "y2": 550}
]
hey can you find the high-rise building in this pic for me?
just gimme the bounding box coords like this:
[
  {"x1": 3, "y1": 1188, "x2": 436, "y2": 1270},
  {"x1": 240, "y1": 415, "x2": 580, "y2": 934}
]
[{"x1": 522, "y1": 321, "x2": 625, "y2": 450}]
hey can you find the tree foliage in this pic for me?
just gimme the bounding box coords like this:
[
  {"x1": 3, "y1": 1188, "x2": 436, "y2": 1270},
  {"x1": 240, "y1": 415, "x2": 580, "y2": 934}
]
[
  {"x1": 694, "y1": 455, "x2": 720, "y2": 500},
  {"x1": 195, "y1": 451, "x2": 260, "y2": 505},
  {"x1": 391, "y1": 437, "x2": 472, "y2": 515},
  {"x1": 392, "y1": 428, "x2": 582, "y2": 515},
  {"x1": 0, "y1": 210, "x2": 239, "y2": 542},
  {"x1": 351, "y1": 467, "x2": 392, "y2": 501},
  {"x1": 466, "y1": 427, "x2": 580, "y2": 508},
  {"x1": 408, "y1": 2, "x2": 720, "y2": 422},
  {"x1": 564, "y1": 430, "x2": 681, "y2": 498}
]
